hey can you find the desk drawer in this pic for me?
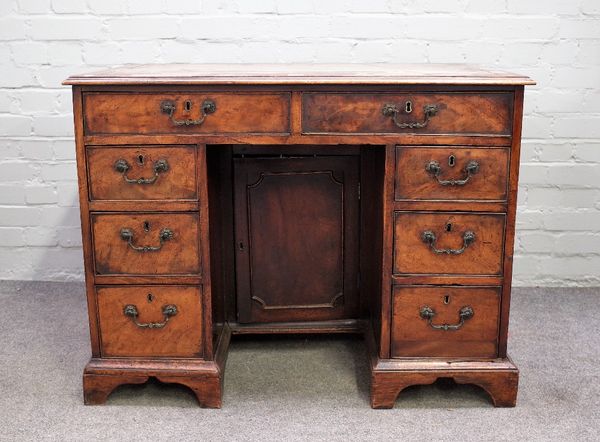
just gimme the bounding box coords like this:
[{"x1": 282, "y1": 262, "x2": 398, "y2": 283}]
[
  {"x1": 302, "y1": 92, "x2": 512, "y2": 135},
  {"x1": 395, "y1": 146, "x2": 509, "y2": 201},
  {"x1": 92, "y1": 213, "x2": 200, "y2": 276},
  {"x1": 391, "y1": 286, "x2": 500, "y2": 358},
  {"x1": 97, "y1": 285, "x2": 203, "y2": 358},
  {"x1": 393, "y1": 212, "x2": 505, "y2": 275},
  {"x1": 84, "y1": 92, "x2": 291, "y2": 135},
  {"x1": 87, "y1": 145, "x2": 197, "y2": 201}
]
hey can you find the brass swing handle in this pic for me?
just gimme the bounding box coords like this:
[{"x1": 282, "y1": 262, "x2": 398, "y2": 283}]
[
  {"x1": 123, "y1": 304, "x2": 178, "y2": 329},
  {"x1": 425, "y1": 160, "x2": 480, "y2": 186},
  {"x1": 382, "y1": 103, "x2": 439, "y2": 129},
  {"x1": 419, "y1": 305, "x2": 474, "y2": 331},
  {"x1": 421, "y1": 230, "x2": 476, "y2": 255},
  {"x1": 114, "y1": 158, "x2": 169, "y2": 185},
  {"x1": 120, "y1": 227, "x2": 173, "y2": 252},
  {"x1": 160, "y1": 99, "x2": 217, "y2": 126}
]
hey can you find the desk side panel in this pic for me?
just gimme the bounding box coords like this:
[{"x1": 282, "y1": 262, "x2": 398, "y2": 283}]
[
  {"x1": 498, "y1": 86, "x2": 524, "y2": 358},
  {"x1": 72, "y1": 85, "x2": 101, "y2": 357}
]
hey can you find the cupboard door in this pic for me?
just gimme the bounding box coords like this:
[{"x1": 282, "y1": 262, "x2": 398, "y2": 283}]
[{"x1": 234, "y1": 155, "x2": 360, "y2": 323}]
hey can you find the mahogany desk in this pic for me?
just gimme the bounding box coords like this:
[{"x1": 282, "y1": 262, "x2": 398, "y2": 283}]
[{"x1": 64, "y1": 64, "x2": 534, "y2": 408}]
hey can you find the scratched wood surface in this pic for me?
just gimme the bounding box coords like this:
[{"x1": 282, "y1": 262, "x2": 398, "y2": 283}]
[{"x1": 64, "y1": 63, "x2": 535, "y2": 85}]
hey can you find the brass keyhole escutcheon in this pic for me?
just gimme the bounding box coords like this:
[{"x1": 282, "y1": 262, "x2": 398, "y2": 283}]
[
  {"x1": 405, "y1": 100, "x2": 413, "y2": 113},
  {"x1": 137, "y1": 154, "x2": 145, "y2": 165},
  {"x1": 445, "y1": 222, "x2": 452, "y2": 232},
  {"x1": 143, "y1": 221, "x2": 150, "y2": 232},
  {"x1": 443, "y1": 295, "x2": 450, "y2": 305},
  {"x1": 147, "y1": 293, "x2": 154, "y2": 303},
  {"x1": 184, "y1": 100, "x2": 192, "y2": 112},
  {"x1": 448, "y1": 154, "x2": 456, "y2": 167}
]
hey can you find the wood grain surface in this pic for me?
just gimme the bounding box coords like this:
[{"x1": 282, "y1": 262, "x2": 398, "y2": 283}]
[
  {"x1": 393, "y1": 211, "x2": 505, "y2": 275},
  {"x1": 96, "y1": 285, "x2": 203, "y2": 357},
  {"x1": 302, "y1": 92, "x2": 513, "y2": 135},
  {"x1": 391, "y1": 286, "x2": 500, "y2": 358},
  {"x1": 64, "y1": 63, "x2": 535, "y2": 85},
  {"x1": 394, "y1": 146, "x2": 509, "y2": 201},
  {"x1": 84, "y1": 92, "x2": 291, "y2": 135},
  {"x1": 234, "y1": 155, "x2": 360, "y2": 323},
  {"x1": 87, "y1": 145, "x2": 197, "y2": 201},
  {"x1": 92, "y1": 212, "x2": 201, "y2": 275}
]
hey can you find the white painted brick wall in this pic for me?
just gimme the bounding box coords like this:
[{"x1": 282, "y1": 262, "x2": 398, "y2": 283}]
[{"x1": 0, "y1": 0, "x2": 599, "y2": 286}]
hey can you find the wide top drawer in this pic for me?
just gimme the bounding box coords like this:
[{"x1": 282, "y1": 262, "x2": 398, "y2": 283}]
[
  {"x1": 83, "y1": 92, "x2": 291, "y2": 135},
  {"x1": 302, "y1": 92, "x2": 513, "y2": 135}
]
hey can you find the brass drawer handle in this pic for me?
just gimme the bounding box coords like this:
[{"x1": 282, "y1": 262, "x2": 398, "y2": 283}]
[
  {"x1": 425, "y1": 160, "x2": 480, "y2": 186},
  {"x1": 160, "y1": 99, "x2": 217, "y2": 126},
  {"x1": 382, "y1": 103, "x2": 439, "y2": 129},
  {"x1": 114, "y1": 159, "x2": 169, "y2": 184},
  {"x1": 421, "y1": 230, "x2": 476, "y2": 255},
  {"x1": 120, "y1": 227, "x2": 173, "y2": 252},
  {"x1": 419, "y1": 305, "x2": 474, "y2": 331},
  {"x1": 123, "y1": 304, "x2": 178, "y2": 329}
]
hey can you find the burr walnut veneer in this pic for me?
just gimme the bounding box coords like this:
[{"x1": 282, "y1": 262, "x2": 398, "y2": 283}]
[{"x1": 64, "y1": 64, "x2": 533, "y2": 408}]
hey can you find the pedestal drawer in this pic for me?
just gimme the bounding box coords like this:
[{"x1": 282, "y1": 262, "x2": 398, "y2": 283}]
[
  {"x1": 302, "y1": 92, "x2": 512, "y2": 135},
  {"x1": 87, "y1": 145, "x2": 197, "y2": 201},
  {"x1": 393, "y1": 212, "x2": 505, "y2": 275},
  {"x1": 92, "y1": 213, "x2": 200, "y2": 276},
  {"x1": 391, "y1": 286, "x2": 500, "y2": 358},
  {"x1": 84, "y1": 92, "x2": 290, "y2": 135},
  {"x1": 97, "y1": 285, "x2": 203, "y2": 358},
  {"x1": 394, "y1": 146, "x2": 509, "y2": 201}
]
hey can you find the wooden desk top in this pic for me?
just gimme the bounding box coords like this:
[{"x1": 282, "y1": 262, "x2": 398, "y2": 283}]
[{"x1": 64, "y1": 63, "x2": 535, "y2": 86}]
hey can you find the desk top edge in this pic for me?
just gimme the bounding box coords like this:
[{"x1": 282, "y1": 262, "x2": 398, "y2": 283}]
[{"x1": 63, "y1": 63, "x2": 535, "y2": 86}]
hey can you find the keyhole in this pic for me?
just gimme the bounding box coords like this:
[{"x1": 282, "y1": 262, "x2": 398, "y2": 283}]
[
  {"x1": 184, "y1": 100, "x2": 192, "y2": 112},
  {"x1": 445, "y1": 222, "x2": 452, "y2": 232},
  {"x1": 238, "y1": 242, "x2": 244, "y2": 251},
  {"x1": 405, "y1": 101, "x2": 413, "y2": 113},
  {"x1": 448, "y1": 155, "x2": 456, "y2": 167},
  {"x1": 443, "y1": 295, "x2": 450, "y2": 305},
  {"x1": 147, "y1": 293, "x2": 154, "y2": 303},
  {"x1": 137, "y1": 154, "x2": 145, "y2": 165},
  {"x1": 143, "y1": 221, "x2": 150, "y2": 232}
]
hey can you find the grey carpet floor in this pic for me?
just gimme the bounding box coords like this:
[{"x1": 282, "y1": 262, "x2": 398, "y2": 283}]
[{"x1": 0, "y1": 282, "x2": 598, "y2": 441}]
